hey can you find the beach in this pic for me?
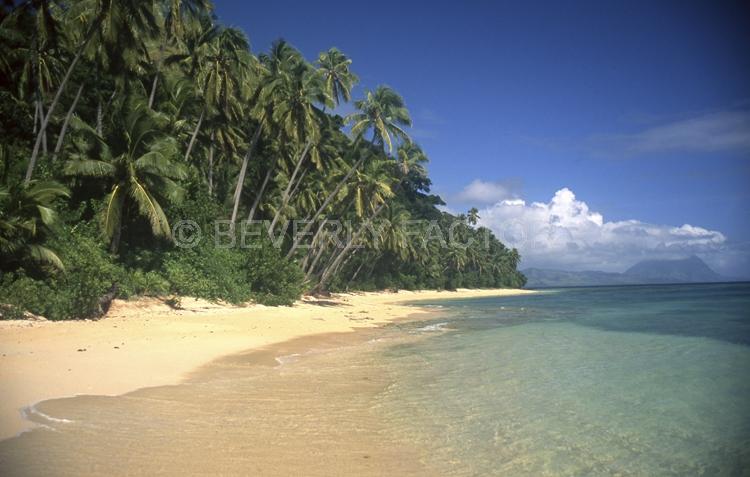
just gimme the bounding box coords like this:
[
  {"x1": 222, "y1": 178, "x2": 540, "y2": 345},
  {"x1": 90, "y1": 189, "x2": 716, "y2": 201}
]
[{"x1": 0, "y1": 288, "x2": 533, "y2": 442}]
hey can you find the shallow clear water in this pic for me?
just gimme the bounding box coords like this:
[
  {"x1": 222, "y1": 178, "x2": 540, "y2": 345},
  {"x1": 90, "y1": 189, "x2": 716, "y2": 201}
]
[
  {"x1": 376, "y1": 283, "x2": 750, "y2": 476},
  {"x1": 1, "y1": 283, "x2": 748, "y2": 476}
]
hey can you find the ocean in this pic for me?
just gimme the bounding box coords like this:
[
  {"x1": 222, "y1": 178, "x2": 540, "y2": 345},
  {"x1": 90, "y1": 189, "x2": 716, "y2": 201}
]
[
  {"x1": 378, "y1": 282, "x2": 750, "y2": 475},
  {"x1": 1, "y1": 283, "x2": 748, "y2": 476}
]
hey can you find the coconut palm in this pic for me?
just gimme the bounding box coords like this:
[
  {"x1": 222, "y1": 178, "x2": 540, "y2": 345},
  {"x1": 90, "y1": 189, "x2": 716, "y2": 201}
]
[
  {"x1": 316, "y1": 160, "x2": 396, "y2": 288},
  {"x1": 26, "y1": 0, "x2": 159, "y2": 183},
  {"x1": 286, "y1": 86, "x2": 412, "y2": 258},
  {"x1": 64, "y1": 98, "x2": 186, "y2": 252},
  {"x1": 316, "y1": 47, "x2": 358, "y2": 107},
  {"x1": 7, "y1": 0, "x2": 62, "y2": 154},
  {"x1": 147, "y1": 0, "x2": 211, "y2": 107},
  {"x1": 184, "y1": 26, "x2": 251, "y2": 164},
  {"x1": 0, "y1": 179, "x2": 69, "y2": 270},
  {"x1": 267, "y1": 59, "x2": 331, "y2": 233},
  {"x1": 347, "y1": 86, "x2": 412, "y2": 154},
  {"x1": 468, "y1": 207, "x2": 480, "y2": 226}
]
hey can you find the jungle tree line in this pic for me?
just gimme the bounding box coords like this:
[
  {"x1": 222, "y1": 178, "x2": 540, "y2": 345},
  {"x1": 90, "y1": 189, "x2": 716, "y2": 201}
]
[{"x1": 0, "y1": 0, "x2": 525, "y2": 315}]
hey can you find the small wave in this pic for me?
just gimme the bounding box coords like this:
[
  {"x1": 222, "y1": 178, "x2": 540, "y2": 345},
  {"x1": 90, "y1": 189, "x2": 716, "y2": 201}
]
[
  {"x1": 416, "y1": 322, "x2": 450, "y2": 332},
  {"x1": 19, "y1": 403, "x2": 74, "y2": 433},
  {"x1": 274, "y1": 353, "x2": 302, "y2": 366}
]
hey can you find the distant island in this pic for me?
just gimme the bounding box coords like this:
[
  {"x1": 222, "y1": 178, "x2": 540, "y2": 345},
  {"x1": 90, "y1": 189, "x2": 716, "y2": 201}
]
[{"x1": 524, "y1": 256, "x2": 727, "y2": 288}]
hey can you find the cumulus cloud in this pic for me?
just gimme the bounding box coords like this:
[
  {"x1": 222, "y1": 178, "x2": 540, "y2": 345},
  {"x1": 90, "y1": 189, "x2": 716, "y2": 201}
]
[
  {"x1": 455, "y1": 179, "x2": 518, "y2": 204},
  {"x1": 478, "y1": 188, "x2": 730, "y2": 272},
  {"x1": 590, "y1": 110, "x2": 750, "y2": 156}
]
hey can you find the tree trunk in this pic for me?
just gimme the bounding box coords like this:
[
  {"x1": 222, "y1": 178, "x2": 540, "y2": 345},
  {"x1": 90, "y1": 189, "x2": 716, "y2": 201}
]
[
  {"x1": 96, "y1": 98, "x2": 104, "y2": 135},
  {"x1": 184, "y1": 109, "x2": 204, "y2": 163},
  {"x1": 301, "y1": 218, "x2": 327, "y2": 271},
  {"x1": 317, "y1": 201, "x2": 387, "y2": 290},
  {"x1": 110, "y1": 219, "x2": 122, "y2": 254},
  {"x1": 269, "y1": 139, "x2": 312, "y2": 234},
  {"x1": 286, "y1": 154, "x2": 365, "y2": 259},
  {"x1": 148, "y1": 74, "x2": 159, "y2": 108},
  {"x1": 207, "y1": 132, "x2": 215, "y2": 196},
  {"x1": 321, "y1": 246, "x2": 358, "y2": 288},
  {"x1": 32, "y1": 98, "x2": 39, "y2": 135},
  {"x1": 246, "y1": 156, "x2": 276, "y2": 222},
  {"x1": 349, "y1": 260, "x2": 366, "y2": 285},
  {"x1": 38, "y1": 99, "x2": 48, "y2": 153},
  {"x1": 305, "y1": 238, "x2": 328, "y2": 281},
  {"x1": 25, "y1": 28, "x2": 92, "y2": 184},
  {"x1": 288, "y1": 168, "x2": 307, "y2": 204},
  {"x1": 52, "y1": 83, "x2": 84, "y2": 162},
  {"x1": 230, "y1": 119, "x2": 264, "y2": 225}
]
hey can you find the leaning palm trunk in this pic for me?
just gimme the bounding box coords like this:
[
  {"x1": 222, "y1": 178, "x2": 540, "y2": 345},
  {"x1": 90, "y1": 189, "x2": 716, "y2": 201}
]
[
  {"x1": 148, "y1": 73, "x2": 159, "y2": 108},
  {"x1": 305, "y1": 237, "x2": 329, "y2": 281},
  {"x1": 269, "y1": 140, "x2": 312, "y2": 234},
  {"x1": 317, "y1": 201, "x2": 387, "y2": 290},
  {"x1": 288, "y1": 168, "x2": 307, "y2": 204},
  {"x1": 286, "y1": 154, "x2": 365, "y2": 258},
  {"x1": 319, "y1": 246, "x2": 359, "y2": 288},
  {"x1": 38, "y1": 98, "x2": 48, "y2": 153},
  {"x1": 52, "y1": 83, "x2": 84, "y2": 162},
  {"x1": 301, "y1": 218, "x2": 328, "y2": 272},
  {"x1": 96, "y1": 97, "x2": 103, "y2": 135},
  {"x1": 246, "y1": 156, "x2": 277, "y2": 223},
  {"x1": 348, "y1": 260, "x2": 366, "y2": 286},
  {"x1": 25, "y1": 30, "x2": 93, "y2": 184},
  {"x1": 207, "y1": 132, "x2": 215, "y2": 195},
  {"x1": 184, "y1": 109, "x2": 205, "y2": 163},
  {"x1": 32, "y1": 98, "x2": 39, "y2": 135},
  {"x1": 230, "y1": 118, "x2": 265, "y2": 225}
]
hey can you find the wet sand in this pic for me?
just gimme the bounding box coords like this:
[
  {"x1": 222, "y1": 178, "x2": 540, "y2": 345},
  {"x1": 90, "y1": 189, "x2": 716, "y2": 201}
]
[
  {"x1": 0, "y1": 288, "x2": 533, "y2": 441},
  {"x1": 0, "y1": 313, "x2": 444, "y2": 476}
]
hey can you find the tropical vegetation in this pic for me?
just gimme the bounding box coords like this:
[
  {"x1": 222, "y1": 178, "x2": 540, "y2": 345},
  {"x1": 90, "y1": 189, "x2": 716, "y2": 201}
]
[{"x1": 0, "y1": 0, "x2": 525, "y2": 319}]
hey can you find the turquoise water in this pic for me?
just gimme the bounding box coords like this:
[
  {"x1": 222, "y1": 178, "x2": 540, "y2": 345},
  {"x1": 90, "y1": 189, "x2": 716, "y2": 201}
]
[
  {"x1": 377, "y1": 283, "x2": 750, "y2": 476},
  {"x1": 1, "y1": 283, "x2": 748, "y2": 476}
]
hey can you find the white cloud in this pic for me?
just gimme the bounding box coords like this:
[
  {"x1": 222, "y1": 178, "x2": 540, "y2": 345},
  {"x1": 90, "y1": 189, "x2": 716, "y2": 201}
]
[
  {"x1": 455, "y1": 179, "x2": 518, "y2": 204},
  {"x1": 478, "y1": 188, "x2": 731, "y2": 273},
  {"x1": 590, "y1": 110, "x2": 750, "y2": 156}
]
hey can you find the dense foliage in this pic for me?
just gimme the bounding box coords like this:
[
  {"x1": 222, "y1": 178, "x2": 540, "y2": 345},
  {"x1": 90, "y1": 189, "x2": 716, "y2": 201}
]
[{"x1": 0, "y1": 0, "x2": 525, "y2": 319}]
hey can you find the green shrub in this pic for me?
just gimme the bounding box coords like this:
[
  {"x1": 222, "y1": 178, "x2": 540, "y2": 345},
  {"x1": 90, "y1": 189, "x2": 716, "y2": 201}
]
[
  {"x1": 163, "y1": 237, "x2": 304, "y2": 306},
  {"x1": 0, "y1": 226, "x2": 123, "y2": 320},
  {"x1": 120, "y1": 269, "x2": 170, "y2": 298},
  {"x1": 164, "y1": 243, "x2": 252, "y2": 304},
  {"x1": 244, "y1": 239, "x2": 304, "y2": 306}
]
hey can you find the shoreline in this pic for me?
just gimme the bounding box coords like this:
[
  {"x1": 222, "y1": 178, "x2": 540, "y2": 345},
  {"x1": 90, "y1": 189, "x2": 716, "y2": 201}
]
[{"x1": 0, "y1": 288, "x2": 533, "y2": 441}]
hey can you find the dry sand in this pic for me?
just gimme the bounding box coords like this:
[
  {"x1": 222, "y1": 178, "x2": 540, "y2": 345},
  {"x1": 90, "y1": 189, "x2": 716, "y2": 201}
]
[{"x1": 0, "y1": 288, "x2": 533, "y2": 441}]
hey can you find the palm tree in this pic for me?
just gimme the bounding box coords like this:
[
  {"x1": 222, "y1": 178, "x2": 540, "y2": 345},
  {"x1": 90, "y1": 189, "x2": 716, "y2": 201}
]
[
  {"x1": 379, "y1": 204, "x2": 414, "y2": 261},
  {"x1": 286, "y1": 86, "x2": 411, "y2": 258},
  {"x1": 245, "y1": 40, "x2": 313, "y2": 225},
  {"x1": 316, "y1": 160, "x2": 396, "y2": 289},
  {"x1": 468, "y1": 207, "x2": 480, "y2": 226},
  {"x1": 316, "y1": 48, "x2": 358, "y2": 108},
  {"x1": 347, "y1": 86, "x2": 412, "y2": 153},
  {"x1": 8, "y1": 0, "x2": 62, "y2": 155},
  {"x1": 268, "y1": 57, "x2": 331, "y2": 233},
  {"x1": 185, "y1": 26, "x2": 251, "y2": 165},
  {"x1": 64, "y1": 98, "x2": 186, "y2": 252},
  {"x1": 148, "y1": 0, "x2": 211, "y2": 107},
  {"x1": 0, "y1": 180, "x2": 69, "y2": 271},
  {"x1": 26, "y1": 0, "x2": 159, "y2": 184}
]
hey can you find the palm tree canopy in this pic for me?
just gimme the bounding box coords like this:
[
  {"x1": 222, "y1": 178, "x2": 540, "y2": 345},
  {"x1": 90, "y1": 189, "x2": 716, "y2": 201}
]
[
  {"x1": 0, "y1": 180, "x2": 69, "y2": 270},
  {"x1": 65, "y1": 98, "x2": 186, "y2": 245},
  {"x1": 346, "y1": 85, "x2": 412, "y2": 154},
  {"x1": 316, "y1": 47, "x2": 358, "y2": 106}
]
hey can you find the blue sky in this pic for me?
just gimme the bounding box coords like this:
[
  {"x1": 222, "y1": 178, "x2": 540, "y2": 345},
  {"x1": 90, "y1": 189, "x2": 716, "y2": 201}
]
[{"x1": 213, "y1": 0, "x2": 750, "y2": 277}]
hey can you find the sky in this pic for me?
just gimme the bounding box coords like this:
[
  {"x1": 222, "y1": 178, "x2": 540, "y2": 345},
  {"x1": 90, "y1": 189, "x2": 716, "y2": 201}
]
[{"x1": 213, "y1": 0, "x2": 750, "y2": 277}]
